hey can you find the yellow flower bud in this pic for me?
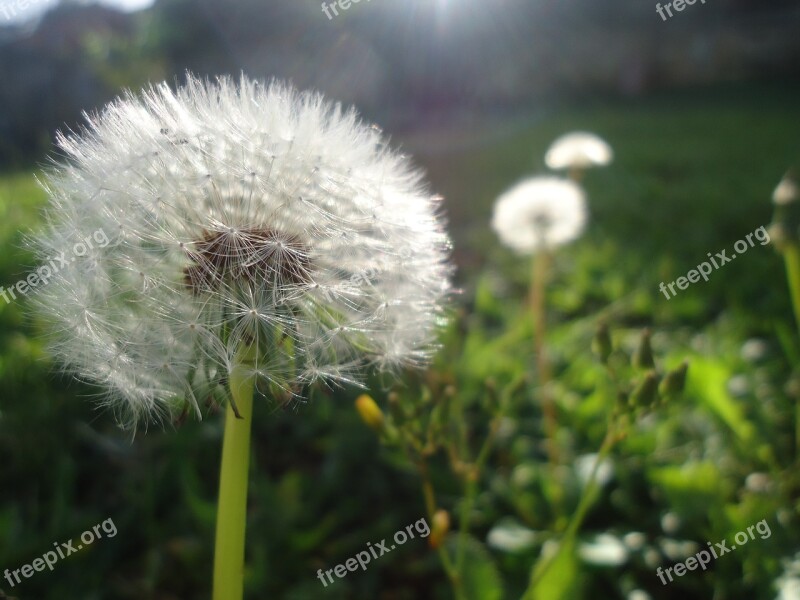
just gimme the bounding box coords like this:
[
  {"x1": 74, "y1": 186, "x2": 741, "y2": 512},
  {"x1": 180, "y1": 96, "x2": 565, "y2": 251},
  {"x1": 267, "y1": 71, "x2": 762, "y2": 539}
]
[
  {"x1": 355, "y1": 394, "x2": 385, "y2": 432},
  {"x1": 429, "y1": 509, "x2": 451, "y2": 549}
]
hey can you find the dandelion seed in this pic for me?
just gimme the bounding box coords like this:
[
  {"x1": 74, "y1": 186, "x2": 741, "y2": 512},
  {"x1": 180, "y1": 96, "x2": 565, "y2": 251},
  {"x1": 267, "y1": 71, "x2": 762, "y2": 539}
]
[
  {"x1": 491, "y1": 176, "x2": 587, "y2": 255},
  {"x1": 31, "y1": 74, "x2": 452, "y2": 428}
]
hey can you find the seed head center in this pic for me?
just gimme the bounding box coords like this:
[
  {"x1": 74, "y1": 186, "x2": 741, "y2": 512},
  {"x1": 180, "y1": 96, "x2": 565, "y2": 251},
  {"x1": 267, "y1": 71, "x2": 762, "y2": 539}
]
[{"x1": 183, "y1": 227, "x2": 312, "y2": 293}]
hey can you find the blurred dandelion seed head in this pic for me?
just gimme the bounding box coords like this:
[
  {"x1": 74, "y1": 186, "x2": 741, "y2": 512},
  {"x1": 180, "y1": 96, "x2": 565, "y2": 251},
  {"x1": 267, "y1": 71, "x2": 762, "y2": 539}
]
[
  {"x1": 574, "y1": 452, "x2": 614, "y2": 487},
  {"x1": 31, "y1": 74, "x2": 452, "y2": 427},
  {"x1": 578, "y1": 533, "x2": 629, "y2": 566},
  {"x1": 660, "y1": 512, "x2": 681, "y2": 535},
  {"x1": 773, "y1": 173, "x2": 799, "y2": 205},
  {"x1": 545, "y1": 131, "x2": 613, "y2": 170},
  {"x1": 777, "y1": 552, "x2": 800, "y2": 600},
  {"x1": 491, "y1": 176, "x2": 587, "y2": 254},
  {"x1": 486, "y1": 518, "x2": 538, "y2": 553},
  {"x1": 622, "y1": 531, "x2": 646, "y2": 552}
]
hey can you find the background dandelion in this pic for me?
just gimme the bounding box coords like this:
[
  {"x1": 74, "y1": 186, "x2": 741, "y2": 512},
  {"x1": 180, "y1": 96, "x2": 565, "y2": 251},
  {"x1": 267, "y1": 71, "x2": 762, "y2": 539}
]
[
  {"x1": 491, "y1": 176, "x2": 587, "y2": 255},
  {"x1": 544, "y1": 131, "x2": 613, "y2": 180}
]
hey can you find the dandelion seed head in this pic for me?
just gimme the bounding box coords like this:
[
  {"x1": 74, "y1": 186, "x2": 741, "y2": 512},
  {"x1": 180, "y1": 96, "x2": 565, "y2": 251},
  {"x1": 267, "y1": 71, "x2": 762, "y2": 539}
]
[
  {"x1": 32, "y1": 74, "x2": 452, "y2": 428},
  {"x1": 491, "y1": 176, "x2": 587, "y2": 254},
  {"x1": 545, "y1": 131, "x2": 613, "y2": 170}
]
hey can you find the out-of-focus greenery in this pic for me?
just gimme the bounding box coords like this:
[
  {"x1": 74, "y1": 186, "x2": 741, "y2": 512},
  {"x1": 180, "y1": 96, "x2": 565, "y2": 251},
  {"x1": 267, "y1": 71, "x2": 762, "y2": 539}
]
[{"x1": 1, "y1": 83, "x2": 799, "y2": 599}]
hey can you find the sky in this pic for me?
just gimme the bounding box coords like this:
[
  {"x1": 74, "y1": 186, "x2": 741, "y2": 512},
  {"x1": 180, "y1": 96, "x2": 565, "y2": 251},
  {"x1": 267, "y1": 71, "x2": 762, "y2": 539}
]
[{"x1": 0, "y1": 0, "x2": 154, "y2": 24}]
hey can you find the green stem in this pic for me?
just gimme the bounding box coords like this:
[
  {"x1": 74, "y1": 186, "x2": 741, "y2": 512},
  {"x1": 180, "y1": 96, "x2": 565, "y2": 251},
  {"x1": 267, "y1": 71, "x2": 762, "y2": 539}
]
[
  {"x1": 520, "y1": 426, "x2": 617, "y2": 600},
  {"x1": 531, "y1": 251, "x2": 557, "y2": 466},
  {"x1": 418, "y1": 459, "x2": 462, "y2": 597},
  {"x1": 213, "y1": 348, "x2": 257, "y2": 600},
  {"x1": 782, "y1": 243, "x2": 800, "y2": 456},
  {"x1": 783, "y1": 243, "x2": 800, "y2": 334},
  {"x1": 453, "y1": 385, "x2": 516, "y2": 600}
]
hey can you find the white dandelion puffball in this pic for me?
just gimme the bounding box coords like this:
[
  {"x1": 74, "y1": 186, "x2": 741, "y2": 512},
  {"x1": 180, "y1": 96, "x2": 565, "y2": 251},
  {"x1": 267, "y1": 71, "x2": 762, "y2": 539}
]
[
  {"x1": 32, "y1": 74, "x2": 452, "y2": 427},
  {"x1": 491, "y1": 177, "x2": 587, "y2": 254},
  {"x1": 545, "y1": 131, "x2": 613, "y2": 171}
]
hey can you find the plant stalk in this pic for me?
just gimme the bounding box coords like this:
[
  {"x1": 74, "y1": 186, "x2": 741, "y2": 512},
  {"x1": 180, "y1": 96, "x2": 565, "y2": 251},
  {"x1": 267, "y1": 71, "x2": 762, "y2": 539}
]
[
  {"x1": 781, "y1": 242, "x2": 800, "y2": 456},
  {"x1": 212, "y1": 348, "x2": 257, "y2": 600},
  {"x1": 520, "y1": 426, "x2": 617, "y2": 600},
  {"x1": 531, "y1": 251, "x2": 557, "y2": 465},
  {"x1": 782, "y1": 243, "x2": 800, "y2": 335}
]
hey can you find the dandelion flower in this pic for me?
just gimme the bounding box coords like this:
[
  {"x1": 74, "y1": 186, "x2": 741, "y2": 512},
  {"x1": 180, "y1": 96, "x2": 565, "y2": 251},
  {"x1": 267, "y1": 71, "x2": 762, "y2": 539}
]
[
  {"x1": 545, "y1": 131, "x2": 613, "y2": 171},
  {"x1": 491, "y1": 176, "x2": 587, "y2": 255},
  {"x1": 32, "y1": 74, "x2": 452, "y2": 427}
]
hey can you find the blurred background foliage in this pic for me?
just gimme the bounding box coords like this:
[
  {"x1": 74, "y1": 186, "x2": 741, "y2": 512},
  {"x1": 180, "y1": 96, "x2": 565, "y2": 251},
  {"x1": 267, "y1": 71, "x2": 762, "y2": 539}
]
[{"x1": 1, "y1": 0, "x2": 800, "y2": 599}]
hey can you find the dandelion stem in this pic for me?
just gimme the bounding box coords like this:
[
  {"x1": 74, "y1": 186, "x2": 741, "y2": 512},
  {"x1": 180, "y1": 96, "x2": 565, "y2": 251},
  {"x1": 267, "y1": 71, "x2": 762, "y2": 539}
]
[
  {"x1": 567, "y1": 166, "x2": 584, "y2": 183},
  {"x1": 531, "y1": 251, "x2": 558, "y2": 465},
  {"x1": 213, "y1": 345, "x2": 257, "y2": 600}
]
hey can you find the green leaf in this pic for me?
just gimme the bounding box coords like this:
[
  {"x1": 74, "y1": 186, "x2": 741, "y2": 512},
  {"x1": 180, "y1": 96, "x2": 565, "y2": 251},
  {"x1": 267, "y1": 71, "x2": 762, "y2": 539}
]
[
  {"x1": 648, "y1": 461, "x2": 729, "y2": 518},
  {"x1": 685, "y1": 355, "x2": 755, "y2": 443},
  {"x1": 446, "y1": 534, "x2": 503, "y2": 600},
  {"x1": 526, "y1": 539, "x2": 581, "y2": 600}
]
